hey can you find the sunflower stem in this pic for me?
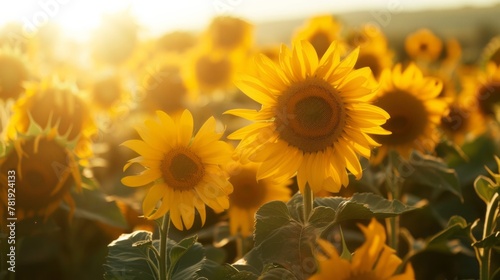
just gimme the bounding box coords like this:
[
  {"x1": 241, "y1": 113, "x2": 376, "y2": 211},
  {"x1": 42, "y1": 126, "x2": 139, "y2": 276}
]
[
  {"x1": 303, "y1": 183, "x2": 314, "y2": 222},
  {"x1": 385, "y1": 153, "x2": 401, "y2": 253},
  {"x1": 159, "y1": 213, "x2": 171, "y2": 280},
  {"x1": 479, "y1": 192, "x2": 499, "y2": 280}
]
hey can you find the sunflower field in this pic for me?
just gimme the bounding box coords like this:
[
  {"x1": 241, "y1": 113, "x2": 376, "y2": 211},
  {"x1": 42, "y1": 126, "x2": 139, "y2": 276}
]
[{"x1": 1, "y1": 2, "x2": 500, "y2": 280}]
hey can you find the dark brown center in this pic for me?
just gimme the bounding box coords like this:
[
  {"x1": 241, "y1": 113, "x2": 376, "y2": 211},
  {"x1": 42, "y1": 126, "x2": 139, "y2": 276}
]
[
  {"x1": 275, "y1": 78, "x2": 346, "y2": 153},
  {"x1": 161, "y1": 148, "x2": 205, "y2": 191}
]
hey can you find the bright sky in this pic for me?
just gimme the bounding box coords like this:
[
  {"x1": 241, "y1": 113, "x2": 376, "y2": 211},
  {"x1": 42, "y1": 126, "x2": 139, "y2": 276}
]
[{"x1": 0, "y1": 0, "x2": 499, "y2": 40}]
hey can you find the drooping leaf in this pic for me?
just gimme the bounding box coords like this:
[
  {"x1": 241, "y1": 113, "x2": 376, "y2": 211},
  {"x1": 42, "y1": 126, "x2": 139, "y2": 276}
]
[
  {"x1": 315, "y1": 192, "x2": 417, "y2": 223},
  {"x1": 103, "y1": 230, "x2": 159, "y2": 280},
  {"x1": 403, "y1": 151, "x2": 462, "y2": 199}
]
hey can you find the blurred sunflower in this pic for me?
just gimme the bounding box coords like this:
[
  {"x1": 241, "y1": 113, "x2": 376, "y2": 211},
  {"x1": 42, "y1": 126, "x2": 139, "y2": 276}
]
[
  {"x1": 347, "y1": 25, "x2": 393, "y2": 80},
  {"x1": 7, "y1": 78, "x2": 97, "y2": 159},
  {"x1": 0, "y1": 131, "x2": 82, "y2": 222},
  {"x1": 121, "y1": 110, "x2": 233, "y2": 230},
  {"x1": 474, "y1": 62, "x2": 500, "y2": 119},
  {"x1": 227, "y1": 161, "x2": 291, "y2": 237},
  {"x1": 86, "y1": 72, "x2": 130, "y2": 117},
  {"x1": 183, "y1": 46, "x2": 245, "y2": 98},
  {"x1": 308, "y1": 218, "x2": 414, "y2": 280},
  {"x1": 204, "y1": 16, "x2": 253, "y2": 53},
  {"x1": 226, "y1": 41, "x2": 390, "y2": 194},
  {"x1": 157, "y1": 31, "x2": 197, "y2": 54},
  {"x1": 372, "y1": 64, "x2": 448, "y2": 163},
  {"x1": 405, "y1": 29, "x2": 443, "y2": 62},
  {"x1": 293, "y1": 15, "x2": 347, "y2": 58},
  {"x1": 480, "y1": 36, "x2": 500, "y2": 67},
  {"x1": 138, "y1": 54, "x2": 188, "y2": 114},
  {"x1": 91, "y1": 11, "x2": 138, "y2": 65},
  {"x1": 0, "y1": 46, "x2": 29, "y2": 101},
  {"x1": 440, "y1": 99, "x2": 485, "y2": 145}
]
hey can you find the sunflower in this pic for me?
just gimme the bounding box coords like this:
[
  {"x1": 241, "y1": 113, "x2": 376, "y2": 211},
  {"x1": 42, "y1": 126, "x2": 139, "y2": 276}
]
[
  {"x1": 372, "y1": 64, "x2": 448, "y2": 161},
  {"x1": 137, "y1": 54, "x2": 188, "y2": 114},
  {"x1": 308, "y1": 218, "x2": 414, "y2": 280},
  {"x1": 0, "y1": 131, "x2": 82, "y2": 223},
  {"x1": 86, "y1": 72, "x2": 130, "y2": 117},
  {"x1": 371, "y1": 64, "x2": 448, "y2": 163},
  {"x1": 7, "y1": 78, "x2": 97, "y2": 159},
  {"x1": 183, "y1": 46, "x2": 245, "y2": 98},
  {"x1": 440, "y1": 99, "x2": 485, "y2": 145},
  {"x1": 227, "y1": 161, "x2": 291, "y2": 237},
  {"x1": 226, "y1": 41, "x2": 390, "y2": 194},
  {"x1": 347, "y1": 25, "x2": 393, "y2": 80},
  {"x1": 473, "y1": 62, "x2": 500, "y2": 119},
  {"x1": 204, "y1": 16, "x2": 253, "y2": 53},
  {"x1": 405, "y1": 29, "x2": 443, "y2": 62},
  {"x1": 293, "y1": 15, "x2": 347, "y2": 59},
  {"x1": 121, "y1": 110, "x2": 233, "y2": 230},
  {"x1": 480, "y1": 36, "x2": 500, "y2": 67},
  {"x1": 0, "y1": 46, "x2": 29, "y2": 101}
]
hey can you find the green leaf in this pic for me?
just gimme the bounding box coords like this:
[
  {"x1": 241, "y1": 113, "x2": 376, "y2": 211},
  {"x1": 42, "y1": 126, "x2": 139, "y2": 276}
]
[
  {"x1": 315, "y1": 192, "x2": 417, "y2": 223},
  {"x1": 419, "y1": 216, "x2": 472, "y2": 254},
  {"x1": 198, "y1": 262, "x2": 259, "y2": 280},
  {"x1": 259, "y1": 267, "x2": 298, "y2": 280},
  {"x1": 339, "y1": 226, "x2": 351, "y2": 261},
  {"x1": 404, "y1": 151, "x2": 462, "y2": 199},
  {"x1": 472, "y1": 231, "x2": 500, "y2": 248},
  {"x1": 103, "y1": 230, "x2": 159, "y2": 280},
  {"x1": 64, "y1": 187, "x2": 127, "y2": 228},
  {"x1": 308, "y1": 206, "x2": 335, "y2": 231},
  {"x1": 166, "y1": 236, "x2": 205, "y2": 280},
  {"x1": 254, "y1": 201, "x2": 293, "y2": 245},
  {"x1": 253, "y1": 201, "x2": 317, "y2": 279},
  {"x1": 474, "y1": 175, "x2": 499, "y2": 204}
]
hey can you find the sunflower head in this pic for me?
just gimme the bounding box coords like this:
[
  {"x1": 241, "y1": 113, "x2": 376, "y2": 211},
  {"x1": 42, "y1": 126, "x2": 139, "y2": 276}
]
[
  {"x1": 121, "y1": 110, "x2": 233, "y2": 230},
  {"x1": 0, "y1": 131, "x2": 82, "y2": 223},
  {"x1": 7, "y1": 78, "x2": 97, "y2": 159},
  {"x1": 474, "y1": 62, "x2": 500, "y2": 119},
  {"x1": 227, "y1": 40, "x2": 390, "y2": 194},
  {"x1": 372, "y1": 63, "x2": 448, "y2": 163},
  {"x1": 227, "y1": 161, "x2": 291, "y2": 237},
  {"x1": 0, "y1": 46, "x2": 29, "y2": 101},
  {"x1": 137, "y1": 54, "x2": 188, "y2": 114},
  {"x1": 204, "y1": 16, "x2": 253, "y2": 53},
  {"x1": 405, "y1": 29, "x2": 443, "y2": 61},
  {"x1": 183, "y1": 46, "x2": 245, "y2": 98},
  {"x1": 86, "y1": 72, "x2": 130, "y2": 116},
  {"x1": 308, "y1": 218, "x2": 415, "y2": 280},
  {"x1": 347, "y1": 25, "x2": 393, "y2": 80},
  {"x1": 293, "y1": 15, "x2": 347, "y2": 58}
]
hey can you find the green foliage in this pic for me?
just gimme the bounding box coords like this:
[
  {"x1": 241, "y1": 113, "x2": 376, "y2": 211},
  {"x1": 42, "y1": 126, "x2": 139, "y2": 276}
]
[
  {"x1": 474, "y1": 175, "x2": 500, "y2": 204},
  {"x1": 104, "y1": 231, "x2": 205, "y2": 280},
  {"x1": 64, "y1": 187, "x2": 128, "y2": 229},
  {"x1": 314, "y1": 192, "x2": 417, "y2": 223},
  {"x1": 246, "y1": 192, "x2": 416, "y2": 279},
  {"x1": 104, "y1": 231, "x2": 159, "y2": 280},
  {"x1": 395, "y1": 151, "x2": 462, "y2": 199}
]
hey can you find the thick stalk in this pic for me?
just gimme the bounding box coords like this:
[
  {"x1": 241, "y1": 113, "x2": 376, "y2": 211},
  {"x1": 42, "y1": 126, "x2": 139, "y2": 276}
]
[{"x1": 480, "y1": 193, "x2": 499, "y2": 280}]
